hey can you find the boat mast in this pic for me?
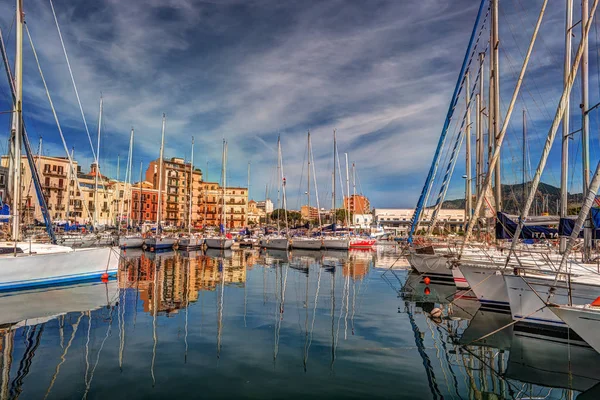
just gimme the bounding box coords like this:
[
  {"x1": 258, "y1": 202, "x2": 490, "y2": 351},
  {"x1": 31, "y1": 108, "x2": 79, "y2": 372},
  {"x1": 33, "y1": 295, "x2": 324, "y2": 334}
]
[
  {"x1": 247, "y1": 161, "x2": 251, "y2": 202},
  {"x1": 139, "y1": 161, "x2": 143, "y2": 226},
  {"x1": 157, "y1": 114, "x2": 166, "y2": 231},
  {"x1": 582, "y1": 0, "x2": 592, "y2": 262},
  {"x1": 522, "y1": 109, "x2": 527, "y2": 208},
  {"x1": 491, "y1": 0, "x2": 502, "y2": 213},
  {"x1": 188, "y1": 137, "x2": 194, "y2": 235},
  {"x1": 94, "y1": 95, "x2": 103, "y2": 228},
  {"x1": 10, "y1": 0, "x2": 24, "y2": 241},
  {"x1": 465, "y1": 73, "x2": 472, "y2": 223},
  {"x1": 307, "y1": 131, "x2": 311, "y2": 228},
  {"x1": 222, "y1": 140, "x2": 228, "y2": 234},
  {"x1": 345, "y1": 153, "x2": 350, "y2": 228},
  {"x1": 333, "y1": 130, "x2": 336, "y2": 224},
  {"x1": 276, "y1": 136, "x2": 281, "y2": 234},
  {"x1": 560, "y1": 0, "x2": 573, "y2": 253},
  {"x1": 476, "y1": 53, "x2": 485, "y2": 207}
]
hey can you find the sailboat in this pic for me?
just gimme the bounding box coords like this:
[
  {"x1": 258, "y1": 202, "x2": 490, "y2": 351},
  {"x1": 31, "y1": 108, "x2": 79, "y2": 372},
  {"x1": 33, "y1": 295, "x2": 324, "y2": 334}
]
[
  {"x1": 549, "y1": 299, "x2": 600, "y2": 353},
  {"x1": 259, "y1": 136, "x2": 289, "y2": 250},
  {"x1": 291, "y1": 132, "x2": 322, "y2": 250},
  {"x1": 179, "y1": 137, "x2": 203, "y2": 250},
  {"x1": 144, "y1": 114, "x2": 177, "y2": 252},
  {"x1": 119, "y1": 129, "x2": 144, "y2": 249},
  {"x1": 322, "y1": 130, "x2": 349, "y2": 250},
  {"x1": 0, "y1": 0, "x2": 118, "y2": 290},
  {"x1": 205, "y1": 140, "x2": 233, "y2": 249}
]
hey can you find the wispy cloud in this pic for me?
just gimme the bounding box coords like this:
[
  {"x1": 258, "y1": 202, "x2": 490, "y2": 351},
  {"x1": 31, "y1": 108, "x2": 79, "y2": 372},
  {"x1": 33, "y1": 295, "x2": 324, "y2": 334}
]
[{"x1": 1, "y1": 0, "x2": 593, "y2": 209}]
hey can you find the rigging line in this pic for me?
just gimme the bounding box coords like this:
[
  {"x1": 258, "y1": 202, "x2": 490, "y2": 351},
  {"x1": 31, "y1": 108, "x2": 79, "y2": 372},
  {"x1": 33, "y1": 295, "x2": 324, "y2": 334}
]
[
  {"x1": 25, "y1": 24, "x2": 94, "y2": 222},
  {"x1": 44, "y1": 313, "x2": 83, "y2": 400},
  {"x1": 83, "y1": 306, "x2": 115, "y2": 400},
  {"x1": 48, "y1": 0, "x2": 96, "y2": 162}
]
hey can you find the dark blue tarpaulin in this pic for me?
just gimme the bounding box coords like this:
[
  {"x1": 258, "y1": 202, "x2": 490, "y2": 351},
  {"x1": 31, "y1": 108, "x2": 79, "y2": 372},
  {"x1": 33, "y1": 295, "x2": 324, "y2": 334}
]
[
  {"x1": 559, "y1": 208, "x2": 600, "y2": 239},
  {"x1": 496, "y1": 212, "x2": 559, "y2": 240}
]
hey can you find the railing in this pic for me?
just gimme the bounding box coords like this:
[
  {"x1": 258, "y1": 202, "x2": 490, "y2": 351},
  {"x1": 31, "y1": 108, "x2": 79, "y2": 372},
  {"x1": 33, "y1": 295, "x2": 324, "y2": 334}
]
[{"x1": 43, "y1": 170, "x2": 67, "y2": 177}]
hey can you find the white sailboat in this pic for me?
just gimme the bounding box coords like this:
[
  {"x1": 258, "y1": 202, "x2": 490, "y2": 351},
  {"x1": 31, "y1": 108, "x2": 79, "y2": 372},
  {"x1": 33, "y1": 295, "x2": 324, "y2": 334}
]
[
  {"x1": 259, "y1": 136, "x2": 289, "y2": 250},
  {"x1": 291, "y1": 132, "x2": 322, "y2": 251},
  {"x1": 549, "y1": 300, "x2": 600, "y2": 353},
  {"x1": 179, "y1": 137, "x2": 203, "y2": 250},
  {"x1": 0, "y1": 0, "x2": 118, "y2": 290},
  {"x1": 144, "y1": 114, "x2": 177, "y2": 251},
  {"x1": 322, "y1": 130, "x2": 349, "y2": 250},
  {"x1": 205, "y1": 140, "x2": 233, "y2": 249}
]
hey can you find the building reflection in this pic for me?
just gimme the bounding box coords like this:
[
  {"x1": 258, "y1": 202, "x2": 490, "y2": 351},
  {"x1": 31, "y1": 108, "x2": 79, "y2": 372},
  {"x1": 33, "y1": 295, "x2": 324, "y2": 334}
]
[{"x1": 119, "y1": 250, "x2": 253, "y2": 315}]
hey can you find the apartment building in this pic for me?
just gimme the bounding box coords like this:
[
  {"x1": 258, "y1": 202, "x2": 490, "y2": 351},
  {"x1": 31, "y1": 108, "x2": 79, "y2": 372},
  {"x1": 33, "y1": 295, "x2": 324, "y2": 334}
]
[
  {"x1": 195, "y1": 182, "x2": 248, "y2": 228},
  {"x1": 145, "y1": 157, "x2": 203, "y2": 227},
  {"x1": 130, "y1": 182, "x2": 159, "y2": 224},
  {"x1": 1, "y1": 155, "x2": 78, "y2": 223},
  {"x1": 343, "y1": 194, "x2": 371, "y2": 214},
  {"x1": 76, "y1": 163, "x2": 116, "y2": 225}
]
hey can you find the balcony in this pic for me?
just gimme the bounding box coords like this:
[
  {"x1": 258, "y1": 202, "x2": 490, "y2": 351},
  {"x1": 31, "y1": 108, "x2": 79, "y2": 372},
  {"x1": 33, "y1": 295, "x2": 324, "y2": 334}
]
[
  {"x1": 43, "y1": 170, "x2": 67, "y2": 178},
  {"x1": 56, "y1": 205, "x2": 65, "y2": 211}
]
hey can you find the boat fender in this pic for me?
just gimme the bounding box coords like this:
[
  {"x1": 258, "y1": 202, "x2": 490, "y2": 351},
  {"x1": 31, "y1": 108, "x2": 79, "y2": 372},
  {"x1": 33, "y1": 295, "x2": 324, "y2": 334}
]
[{"x1": 429, "y1": 308, "x2": 443, "y2": 319}]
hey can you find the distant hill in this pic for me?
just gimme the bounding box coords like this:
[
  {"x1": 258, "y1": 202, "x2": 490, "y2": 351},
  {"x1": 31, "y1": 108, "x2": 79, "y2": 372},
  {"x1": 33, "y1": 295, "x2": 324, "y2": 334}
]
[{"x1": 441, "y1": 182, "x2": 583, "y2": 215}]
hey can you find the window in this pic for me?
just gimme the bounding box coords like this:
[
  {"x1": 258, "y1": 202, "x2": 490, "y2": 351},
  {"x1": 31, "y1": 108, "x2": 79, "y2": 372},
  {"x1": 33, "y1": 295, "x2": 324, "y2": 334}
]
[
  {"x1": 45, "y1": 177, "x2": 50, "y2": 186},
  {"x1": 52, "y1": 165, "x2": 57, "y2": 171},
  {"x1": 89, "y1": 193, "x2": 93, "y2": 198}
]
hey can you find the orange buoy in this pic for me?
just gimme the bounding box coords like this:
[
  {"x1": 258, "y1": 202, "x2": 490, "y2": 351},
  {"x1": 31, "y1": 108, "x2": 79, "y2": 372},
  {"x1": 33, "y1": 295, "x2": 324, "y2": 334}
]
[
  {"x1": 424, "y1": 277, "x2": 431, "y2": 285},
  {"x1": 592, "y1": 296, "x2": 600, "y2": 307},
  {"x1": 101, "y1": 273, "x2": 109, "y2": 281},
  {"x1": 424, "y1": 287, "x2": 431, "y2": 296}
]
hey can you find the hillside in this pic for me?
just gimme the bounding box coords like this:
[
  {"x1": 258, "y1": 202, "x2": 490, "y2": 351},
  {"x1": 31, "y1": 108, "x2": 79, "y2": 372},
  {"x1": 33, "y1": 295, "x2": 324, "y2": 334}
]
[{"x1": 441, "y1": 182, "x2": 583, "y2": 215}]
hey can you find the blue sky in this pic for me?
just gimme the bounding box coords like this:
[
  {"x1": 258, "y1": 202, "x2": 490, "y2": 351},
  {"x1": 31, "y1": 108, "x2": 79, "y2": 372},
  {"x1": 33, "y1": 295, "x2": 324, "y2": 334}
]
[{"x1": 1, "y1": 0, "x2": 599, "y2": 209}]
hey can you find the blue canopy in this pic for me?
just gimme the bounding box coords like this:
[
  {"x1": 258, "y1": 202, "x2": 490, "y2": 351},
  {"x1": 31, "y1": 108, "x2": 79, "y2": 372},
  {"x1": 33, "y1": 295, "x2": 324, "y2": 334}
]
[{"x1": 496, "y1": 212, "x2": 559, "y2": 240}]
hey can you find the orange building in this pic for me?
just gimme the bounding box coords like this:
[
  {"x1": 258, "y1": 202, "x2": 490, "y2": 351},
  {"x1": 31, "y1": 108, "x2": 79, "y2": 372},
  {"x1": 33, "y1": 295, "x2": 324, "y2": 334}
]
[
  {"x1": 130, "y1": 182, "x2": 158, "y2": 224},
  {"x1": 300, "y1": 205, "x2": 319, "y2": 221},
  {"x1": 343, "y1": 194, "x2": 370, "y2": 214}
]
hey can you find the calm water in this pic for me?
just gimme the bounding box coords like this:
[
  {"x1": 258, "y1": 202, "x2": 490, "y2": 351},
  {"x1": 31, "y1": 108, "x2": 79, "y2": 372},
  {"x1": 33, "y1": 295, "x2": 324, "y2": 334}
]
[{"x1": 0, "y1": 245, "x2": 598, "y2": 399}]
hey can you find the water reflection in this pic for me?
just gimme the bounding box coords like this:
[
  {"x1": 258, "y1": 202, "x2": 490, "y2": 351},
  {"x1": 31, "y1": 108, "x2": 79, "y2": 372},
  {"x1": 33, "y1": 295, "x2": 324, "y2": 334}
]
[{"x1": 0, "y1": 247, "x2": 597, "y2": 399}]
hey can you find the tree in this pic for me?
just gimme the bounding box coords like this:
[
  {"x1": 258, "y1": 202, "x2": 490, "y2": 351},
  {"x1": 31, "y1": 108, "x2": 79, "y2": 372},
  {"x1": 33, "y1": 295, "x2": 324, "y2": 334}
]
[{"x1": 334, "y1": 209, "x2": 352, "y2": 225}]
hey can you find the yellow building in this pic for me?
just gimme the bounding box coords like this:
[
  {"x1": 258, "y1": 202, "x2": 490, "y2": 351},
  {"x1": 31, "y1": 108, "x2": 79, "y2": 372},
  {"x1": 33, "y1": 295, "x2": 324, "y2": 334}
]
[
  {"x1": 196, "y1": 182, "x2": 248, "y2": 228},
  {"x1": 247, "y1": 200, "x2": 265, "y2": 226}
]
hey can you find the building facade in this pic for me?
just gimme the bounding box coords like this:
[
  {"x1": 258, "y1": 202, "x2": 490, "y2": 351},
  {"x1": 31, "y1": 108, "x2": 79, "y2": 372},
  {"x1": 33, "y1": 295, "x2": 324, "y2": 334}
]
[
  {"x1": 145, "y1": 157, "x2": 203, "y2": 227},
  {"x1": 343, "y1": 194, "x2": 371, "y2": 214},
  {"x1": 373, "y1": 208, "x2": 466, "y2": 235},
  {"x1": 130, "y1": 182, "x2": 158, "y2": 224},
  {"x1": 300, "y1": 205, "x2": 319, "y2": 221}
]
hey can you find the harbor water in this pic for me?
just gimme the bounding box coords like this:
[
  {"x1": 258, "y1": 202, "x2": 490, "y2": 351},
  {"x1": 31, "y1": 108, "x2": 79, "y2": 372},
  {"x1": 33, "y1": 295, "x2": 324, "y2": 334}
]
[{"x1": 0, "y1": 245, "x2": 597, "y2": 399}]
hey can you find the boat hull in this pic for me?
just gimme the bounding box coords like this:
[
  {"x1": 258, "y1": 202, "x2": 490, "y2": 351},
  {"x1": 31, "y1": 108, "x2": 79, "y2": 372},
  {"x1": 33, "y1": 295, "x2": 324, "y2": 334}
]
[
  {"x1": 178, "y1": 237, "x2": 203, "y2": 250},
  {"x1": 549, "y1": 305, "x2": 600, "y2": 353},
  {"x1": 505, "y1": 274, "x2": 600, "y2": 328},
  {"x1": 459, "y1": 265, "x2": 511, "y2": 313},
  {"x1": 349, "y1": 239, "x2": 376, "y2": 249},
  {"x1": 322, "y1": 238, "x2": 349, "y2": 250},
  {"x1": 205, "y1": 238, "x2": 234, "y2": 249},
  {"x1": 290, "y1": 238, "x2": 322, "y2": 250},
  {"x1": 119, "y1": 236, "x2": 144, "y2": 249},
  {"x1": 144, "y1": 237, "x2": 177, "y2": 251},
  {"x1": 0, "y1": 246, "x2": 119, "y2": 291},
  {"x1": 259, "y1": 238, "x2": 289, "y2": 250}
]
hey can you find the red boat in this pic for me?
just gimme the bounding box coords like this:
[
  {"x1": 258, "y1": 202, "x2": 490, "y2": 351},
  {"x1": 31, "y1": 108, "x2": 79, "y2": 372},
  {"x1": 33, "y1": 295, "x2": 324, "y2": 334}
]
[{"x1": 349, "y1": 238, "x2": 376, "y2": 249}]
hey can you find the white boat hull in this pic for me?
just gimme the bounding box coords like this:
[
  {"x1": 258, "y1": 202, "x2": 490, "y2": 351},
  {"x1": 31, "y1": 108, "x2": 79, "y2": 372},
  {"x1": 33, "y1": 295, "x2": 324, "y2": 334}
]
[
  {"x1": 549, "y1": 305, "x2": 600, "y2": 353},
  {"x1": 290, "y1": 238, "x2": 322, "y2": 250},
  {"x1": 260, "y1": 237, "x2": 289, "y2": 250},
  {"x1": 205, "y1": 238, "x2": 233, "y2": 249},
  {"x1": 179, "y1": 237, "x2": 204, "y2": 249},
  {"x1": 459, "y1": 265, "x2": 510, "y2": 312},
  {"x1": 119, "y1": 236, "x2": 144, "y2": 249},
  {"x1": 505, "y1": 274, "x2": 600, "y2": 328},
  {"x1": 322, "y1": 237, "x2": 349, "y2": 250},
  {"x1": 0, "y1": 246, "x2": 119, "y2": 291}
]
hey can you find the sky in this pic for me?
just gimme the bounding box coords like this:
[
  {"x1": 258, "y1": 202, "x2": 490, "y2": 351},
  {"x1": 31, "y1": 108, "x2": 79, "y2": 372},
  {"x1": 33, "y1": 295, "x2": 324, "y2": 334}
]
[{"x1": 1, "y1": 0, "x2": 599, "y2": 210}]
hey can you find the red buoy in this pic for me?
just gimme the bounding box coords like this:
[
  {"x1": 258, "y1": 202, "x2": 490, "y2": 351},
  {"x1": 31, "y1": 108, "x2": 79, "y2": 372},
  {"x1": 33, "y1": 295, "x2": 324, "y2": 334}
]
[
  {"x1": 592, "y1": 296, "x2": 600, "y2": 307},
  {"x1": 424, "y1": 287, "x2": 431, "y2": 296},
  {"x1": 101, "y1": 273, "x2": 109, "y2": 281},
  {"x1": 424, "y1": 277, "x2": 431, "y2": 285}
]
